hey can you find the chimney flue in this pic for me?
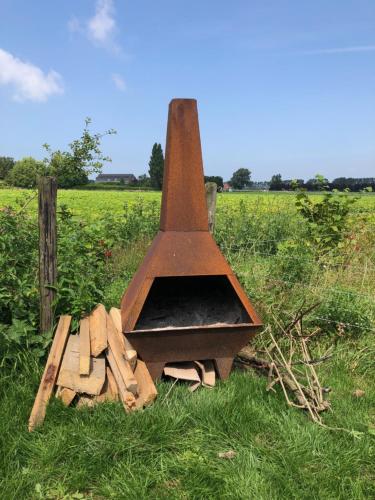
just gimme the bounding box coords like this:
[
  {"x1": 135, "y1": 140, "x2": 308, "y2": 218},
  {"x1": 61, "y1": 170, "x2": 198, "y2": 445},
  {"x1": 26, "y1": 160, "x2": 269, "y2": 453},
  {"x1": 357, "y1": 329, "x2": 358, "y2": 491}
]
[{"x1": 160, "y1": 99, "x2": 209, "y2": 232}]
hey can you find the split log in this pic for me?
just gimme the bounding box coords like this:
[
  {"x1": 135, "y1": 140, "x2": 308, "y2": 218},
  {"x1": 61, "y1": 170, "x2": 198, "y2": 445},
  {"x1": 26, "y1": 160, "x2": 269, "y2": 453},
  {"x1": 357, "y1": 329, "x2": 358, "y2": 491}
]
[
  {"x1": 77, "y1": 395, "x2": 95, "y2": 408},
  {"x1": 134, "y1": 360, "x2": 157, "y2": 408},
  {"x1": 57, "y1": 335, "x2": 105, "y2": 395},
  {"x1": 79, "y1": 317, "x2": 90, "y2": 375},
  {"x1": 107, "y1": 347, "x2": 137, "y2": 411},
  {"x1": 28, "y1": 315, "x2": 71, "y2": 431},
  {"x1": 89, "y1": 304, "x2": 107, "y2": 357},
  {"x1": 56, "y1": 387, "x2": 76, "y2": 406},
  {"x1": 109, "y1": 307, "x2": 137, "y2": 369},
  {"x1": 106, "y1": 314, "x2": 138, "y2": 395},
  {"x1": 106, "y1": 366, "x2": 119, "y2": 401},
  {"x1": 94, "y1": 374, "x2": 118, "y2": 403}
]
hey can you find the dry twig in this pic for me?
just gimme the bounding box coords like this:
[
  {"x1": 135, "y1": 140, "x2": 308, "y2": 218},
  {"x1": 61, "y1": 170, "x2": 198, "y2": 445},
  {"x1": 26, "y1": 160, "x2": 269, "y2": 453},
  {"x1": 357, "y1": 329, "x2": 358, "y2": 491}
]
[{"x1": 237, "y1": 305, "x2": 363, "y2": 437}]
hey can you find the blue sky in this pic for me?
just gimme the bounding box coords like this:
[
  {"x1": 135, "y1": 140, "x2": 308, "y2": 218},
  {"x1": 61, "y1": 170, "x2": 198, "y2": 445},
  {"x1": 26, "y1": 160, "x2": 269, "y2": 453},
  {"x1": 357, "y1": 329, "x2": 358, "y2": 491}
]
[{"x1": 0, "y1": 0, "x2": 374, "y2": 181}]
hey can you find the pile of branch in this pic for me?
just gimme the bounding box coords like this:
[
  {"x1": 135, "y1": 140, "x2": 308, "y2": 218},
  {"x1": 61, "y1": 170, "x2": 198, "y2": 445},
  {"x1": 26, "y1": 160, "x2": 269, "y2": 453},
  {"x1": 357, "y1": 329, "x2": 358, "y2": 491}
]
[
  {"x1": 237, "y1": 303, "x2": 332, "y2": 424},
  {"x1": 29, "y1": 305, "x2": 157, "y2": 431}
]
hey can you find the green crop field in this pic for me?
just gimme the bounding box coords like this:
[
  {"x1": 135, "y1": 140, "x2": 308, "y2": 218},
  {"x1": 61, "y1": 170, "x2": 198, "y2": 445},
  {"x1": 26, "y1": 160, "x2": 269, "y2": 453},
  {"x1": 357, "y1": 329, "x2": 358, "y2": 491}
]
[
  {"x1": 1, "y1": 187, "x2": 374, "y2": 498},
  {"x1": 1, "y1": 187, "x2": 374, "y2": 219}
]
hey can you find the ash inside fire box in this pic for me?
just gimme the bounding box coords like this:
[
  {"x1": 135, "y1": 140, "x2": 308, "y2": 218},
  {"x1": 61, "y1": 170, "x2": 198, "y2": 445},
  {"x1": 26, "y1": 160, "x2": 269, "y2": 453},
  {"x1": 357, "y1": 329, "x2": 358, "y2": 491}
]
[{"x1": 134, "y1": 275, "x2": 251, "y2": 331}]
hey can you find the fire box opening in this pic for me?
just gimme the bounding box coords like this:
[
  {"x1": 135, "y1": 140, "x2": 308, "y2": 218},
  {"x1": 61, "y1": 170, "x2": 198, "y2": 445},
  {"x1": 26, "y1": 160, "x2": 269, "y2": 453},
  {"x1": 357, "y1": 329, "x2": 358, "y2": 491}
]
[{"x1": 134, "y1": 275, "x2": 252, "y2": 331}]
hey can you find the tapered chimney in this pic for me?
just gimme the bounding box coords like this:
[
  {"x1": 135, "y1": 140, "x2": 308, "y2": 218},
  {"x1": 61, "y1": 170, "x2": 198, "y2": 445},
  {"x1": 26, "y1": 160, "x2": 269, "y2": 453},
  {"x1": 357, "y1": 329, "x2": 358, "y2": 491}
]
[{"x1": 160, "y1": 99, "x2": 208, "y2": 231}]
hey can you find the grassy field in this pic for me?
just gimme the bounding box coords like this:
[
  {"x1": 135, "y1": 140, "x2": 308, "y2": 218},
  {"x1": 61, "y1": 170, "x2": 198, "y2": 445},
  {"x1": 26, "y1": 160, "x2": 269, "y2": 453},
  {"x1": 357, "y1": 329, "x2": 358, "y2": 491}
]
[
  {"x1": 1, "y1": 187, "x2": 374, "y2": 219},
  {"x1": 0, "y1": 344, "x2": 374, "y2": 499},
  {"x1": 0, "y1": 187, "x2": 374, "y2": 499}
]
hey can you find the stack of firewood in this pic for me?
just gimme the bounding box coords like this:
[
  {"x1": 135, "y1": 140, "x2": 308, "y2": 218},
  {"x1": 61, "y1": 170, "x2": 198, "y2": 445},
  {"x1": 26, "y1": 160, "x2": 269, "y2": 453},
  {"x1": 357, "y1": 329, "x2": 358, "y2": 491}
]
[{"x1": 29, "y1": 305, "x2": 157, "y2": 431}]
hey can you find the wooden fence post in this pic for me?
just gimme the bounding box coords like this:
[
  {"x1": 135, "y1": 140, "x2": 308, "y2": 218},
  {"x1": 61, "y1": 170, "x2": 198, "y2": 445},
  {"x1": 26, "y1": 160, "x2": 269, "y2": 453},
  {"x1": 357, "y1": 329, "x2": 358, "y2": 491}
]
[
  {"x1": 205, "y1": 182, "x2": 217, "y2": 234},
  {"x1": 38, "y1": 176, "x2": 57, "y2": 334}
]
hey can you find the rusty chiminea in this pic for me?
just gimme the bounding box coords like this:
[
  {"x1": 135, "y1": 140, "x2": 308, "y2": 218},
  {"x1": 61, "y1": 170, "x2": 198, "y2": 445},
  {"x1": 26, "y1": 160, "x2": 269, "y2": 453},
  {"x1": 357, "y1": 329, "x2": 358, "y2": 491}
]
[{"x1": 121, "y1": 99, "x2": 262, "y2": 380}]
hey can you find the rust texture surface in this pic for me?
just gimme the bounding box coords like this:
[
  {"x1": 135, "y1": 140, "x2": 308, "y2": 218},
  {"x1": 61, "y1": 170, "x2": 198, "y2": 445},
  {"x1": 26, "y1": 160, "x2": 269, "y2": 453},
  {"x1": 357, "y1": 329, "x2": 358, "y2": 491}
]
[
  {"x1": 121, "y1": 98, "x2": 262, "y2": 380},
  {"x1": 160, "y1": 99, "x2": 209, "y2": 232}
]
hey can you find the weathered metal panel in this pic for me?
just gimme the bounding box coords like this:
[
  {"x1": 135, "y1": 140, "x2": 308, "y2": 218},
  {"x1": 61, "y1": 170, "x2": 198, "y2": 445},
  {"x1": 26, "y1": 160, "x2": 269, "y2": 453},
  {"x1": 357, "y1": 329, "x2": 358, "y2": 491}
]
[{"x1": 160, "y1": 99, "x2": 209, "y2": 232}]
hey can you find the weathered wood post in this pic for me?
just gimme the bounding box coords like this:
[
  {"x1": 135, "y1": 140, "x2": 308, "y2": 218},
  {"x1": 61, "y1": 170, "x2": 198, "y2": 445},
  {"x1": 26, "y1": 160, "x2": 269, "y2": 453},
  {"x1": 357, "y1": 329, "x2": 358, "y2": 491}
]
[
  {"x1": 38, "y1": 176, "x2": 57, "y2": 334},
  {"x1": 205, "y1": 182, "x2": 217, "y2": 234}
]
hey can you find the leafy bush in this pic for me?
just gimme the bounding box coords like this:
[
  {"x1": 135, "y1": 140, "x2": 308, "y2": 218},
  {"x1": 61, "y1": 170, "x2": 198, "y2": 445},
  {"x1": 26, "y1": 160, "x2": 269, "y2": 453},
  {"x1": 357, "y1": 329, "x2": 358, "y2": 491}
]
[
  {"x1": 0, "y1": 203, "x2": 41, "y2": 364},
  {"x1": 0, "y1": 156, "x2": 15, "y2": 180},
  {"x1": 295, "y1": 180, "x2": 358, "y2": 256},
  {"x1": 55, "y1": 210, "x2": 112, "y2": 324},
  {"x1": 5, "y1": 157, "x2": 45, "y2": 188},
  {"x1": 43, "y1": 118, "x2": 116, "y2": 188},
  {"x1": 0, "y1": 205, "x2": 39, "y2": 326},
  {"x1": 110, "y1": 199, "x2": 159, "y2": 242},
  {"x1": 0, "y1": 320, "x2": 52, "y2": 366}
]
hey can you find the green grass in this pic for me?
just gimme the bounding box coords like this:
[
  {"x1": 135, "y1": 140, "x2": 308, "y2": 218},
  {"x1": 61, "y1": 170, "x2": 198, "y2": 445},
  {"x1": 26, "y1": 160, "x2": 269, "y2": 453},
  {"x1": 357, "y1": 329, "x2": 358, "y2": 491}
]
[{"x1": 1, "y1": 342, "x2": 374, "y2": 500}]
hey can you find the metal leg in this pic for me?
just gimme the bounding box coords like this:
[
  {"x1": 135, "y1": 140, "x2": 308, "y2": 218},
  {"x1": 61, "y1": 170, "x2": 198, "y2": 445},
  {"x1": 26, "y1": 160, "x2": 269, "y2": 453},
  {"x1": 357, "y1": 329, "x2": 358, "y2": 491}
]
[
  {"x1": 145, "y1": 361, "x2": 165, "y2": 381},
  {"x1": 214, "y1": 357, "x2": 234, "y2": 380}
]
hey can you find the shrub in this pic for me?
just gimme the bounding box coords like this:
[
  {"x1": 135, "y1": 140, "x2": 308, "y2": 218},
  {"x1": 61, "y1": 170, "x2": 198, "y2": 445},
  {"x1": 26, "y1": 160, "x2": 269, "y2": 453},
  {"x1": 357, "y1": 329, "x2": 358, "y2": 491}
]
[
  {"x1": 0, "y1": 203, "x2": 113, "y2": 364},
  {"x1": 5, "y1": 157, "x2": 45, "y2": 188},
  {"x1": 0, "y1": 156, "x2": 15, "y2": 180},
  {"x1": 0, "y1": 204, "x2": 40, "y2": 363},
  {"x1": 295, "y1": 181, "x2": 358, "y2": 257},
  {"x1": 43, "y1": 118, "x2": 116, "y2": 188},
  {"x1": 0, "y1": 205, "x2": 39, "y2": 326},
  {"x1": 112, "y1": 199, "x2": 159, "y2": 242}
]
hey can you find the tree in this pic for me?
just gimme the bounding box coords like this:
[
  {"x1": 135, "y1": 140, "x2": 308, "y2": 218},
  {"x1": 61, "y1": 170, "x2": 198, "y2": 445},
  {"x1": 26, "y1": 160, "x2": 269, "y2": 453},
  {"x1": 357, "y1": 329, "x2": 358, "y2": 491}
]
[
  {"x1": 269, "y1": 174, "x2": 283, "y2": 191},
  {"x1": 331, "y1": 177, "x2": 375, "y2": 192},
  {"x1": 305, "y1": 174, "x2": 329, "y2": 191},
  {"x1": 6, "y1": 157, "x2": 45, "y2": 188},
  {"x1": 204, "y1": 176, "x2": 224, "y2": 189},
  {"x1": 148, "y1": 143, "x2": 164, "y2": 189},
  {"x1": 43, "y1": 118, "x2": 116, "y2": 188},
  {"x1": 0, "y1": 157, "x2": 15, "y2": 179},
  {"x1": 230, "y1": 168, "x2": 251, "y2": 190},
  {"x1": 137, "y1": 174, "x2": 151, "y2": 187}
]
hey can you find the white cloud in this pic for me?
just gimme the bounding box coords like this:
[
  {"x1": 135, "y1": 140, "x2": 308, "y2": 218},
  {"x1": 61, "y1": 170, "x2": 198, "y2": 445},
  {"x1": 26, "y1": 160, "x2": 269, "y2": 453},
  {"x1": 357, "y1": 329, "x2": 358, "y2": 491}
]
[
  {"x1": 68, "y1": 0, "x2": 122, "y2": 53},
  {"x1": 88, "y1": 0, "x2": 116, "y2": 45},
  {"x1": 303, "y1": 45, "x2": 375, "y2": 55},
  {"x1": 0, "y1": 48, "x2": 64, "y2": 102},
  {"x1": 112, "y1": 73, "x2": 126, "y2": 91}
]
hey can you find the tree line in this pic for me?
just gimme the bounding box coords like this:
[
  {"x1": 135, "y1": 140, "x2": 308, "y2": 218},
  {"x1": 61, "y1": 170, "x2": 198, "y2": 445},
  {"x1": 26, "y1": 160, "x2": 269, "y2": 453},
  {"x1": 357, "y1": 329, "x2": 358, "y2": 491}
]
[{"x1": 269, "y1": 174, "x2": 374, "y2": 192}]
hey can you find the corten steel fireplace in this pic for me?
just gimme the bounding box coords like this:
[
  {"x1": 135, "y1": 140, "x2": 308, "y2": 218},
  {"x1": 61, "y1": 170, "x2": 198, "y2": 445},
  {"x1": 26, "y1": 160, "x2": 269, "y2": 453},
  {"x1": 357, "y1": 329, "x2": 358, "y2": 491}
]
[{"x1": 121, "y1": 98, "x2": 262, "y2": 380}]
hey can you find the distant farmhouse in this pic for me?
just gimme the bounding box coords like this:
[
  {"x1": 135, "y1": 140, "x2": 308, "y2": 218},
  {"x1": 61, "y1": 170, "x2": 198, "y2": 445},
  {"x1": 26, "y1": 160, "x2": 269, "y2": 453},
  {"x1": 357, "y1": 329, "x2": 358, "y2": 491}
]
[{"x1": 96, "y1": 173, "x2": 136, "y2": 184}]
